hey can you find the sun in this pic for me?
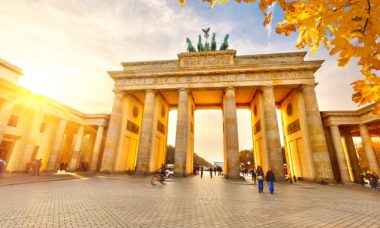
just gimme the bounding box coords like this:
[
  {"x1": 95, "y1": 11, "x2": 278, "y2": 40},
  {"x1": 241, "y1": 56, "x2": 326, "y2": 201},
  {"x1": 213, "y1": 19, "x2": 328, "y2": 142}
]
[{"x1": 18, "y1": 69, "x2": 63, "y2": 101}]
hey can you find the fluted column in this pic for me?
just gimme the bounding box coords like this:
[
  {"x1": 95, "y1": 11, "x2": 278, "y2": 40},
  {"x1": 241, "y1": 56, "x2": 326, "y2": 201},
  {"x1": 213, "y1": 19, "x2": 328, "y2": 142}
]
[
  {"x1": 100, "y1": 92, "x2": 124, "y2": 172},
  {"x1": 0, "y1": 101, "x2": 13, "y2": 143},
  {"x1": 47, "y1": 119, "x2": 67, "y2": 171},
  {"x1": 261, "y1": 86, "x2": 283, "y2": 178},
  {"x1": 302, "y1": 84, "x2": 334, "y2": 181},
  {"x1": 330, "y1": 125, "x2": 351, "y2": 183},
  {"x1": 18, "y1": 112, "x2": 45, "y2": 170},
  {"x1": 174, "y1": 88, "x2": 189, "y2": 176},
  {"x1": 297, "y1": 91, "x2": 317, "y2": 180},
  {"x1": 90, "y1": 125, "x2": 104, "y2": 171},
  {"x1": 342, "y1": 129, "x2": 361, "y2": 182},
  {"x1": 359, "y1": 124, "x2": 380, "y2": 174},
  {"x1": 68, "y1": 125, "x2": 85, "y2": 170},
  {"x1": 223, "y1": 87, "x2": 240, "y2": 178},
  {"x1": 136, "y1": 90, "x2": 156, "y2": 174}
]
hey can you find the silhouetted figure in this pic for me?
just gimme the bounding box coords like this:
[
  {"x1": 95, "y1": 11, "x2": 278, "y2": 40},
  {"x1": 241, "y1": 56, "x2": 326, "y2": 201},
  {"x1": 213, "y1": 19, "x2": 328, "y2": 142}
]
[
  {"x1": 0, "y1": 159, "x2": 6, "y2": 177},
  {"x1": 214, "y1": 167, "x2": 216, "y2": 176},
  {"x1": 209, "y1": 167, "x2": 213, "y2": 179},
  {"x1": 200, "y1": 166, "x2": 204, "y2": 178},
  {"x1": 251, "y1": 168, "x2": 257, "y2": 185},
  {"x1": 257, "y1": 165, "x2": 264, "y2": 193},
  {"x1": 266, "y1": 168, "x2": 276, "y2": 194},
  {"x1": 36, "y1": 159, "x2": 42, "y2": 176},
  {"x1": 370, "y1": 172, "x2": 379, "y2": 190},
  {"x1": 293, "y1": 175, "x2": 297, "y2": 183}
]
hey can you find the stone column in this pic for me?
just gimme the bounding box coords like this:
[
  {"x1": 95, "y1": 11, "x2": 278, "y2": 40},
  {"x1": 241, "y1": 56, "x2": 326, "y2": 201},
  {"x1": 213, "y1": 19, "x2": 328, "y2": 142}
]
[
  {"x1": 0, "y1": 101, "x2": 13, "y2": 143},
  {"x1": 359, "y1": 124, "x2": 380, "y2": 174},
  {"x1": 261, "y1": 86, "x2": 283, "y2": 178},
  {"x1": 47, "y1": 119, "x2": 67, "y2": 171},
  {"x1": 90, "y1": 125, "x2": 104, "y2": 171},
  {"x1": 330, "y1": 125, "x2": 351, "y2": 183},
  {"x1": 68, "y1": 125, "x2": 85, "y2": 170},
  {"x1": 342, "y1": 128, "x2": 361, "y2": 182},
  {"x1": 100, "y1": 92, "x2": 124, "y2": 172},
  {"x1": 18, "y1": 112, "x2": 45, "y2": 169},
  {"x1": 136, "y1": 90, "x2": 156, "y2": 174},
  {"x1": 302, "y1": 84, "x2": 335, "y2": 181},
  {"x1": 174, "y1": 88, "x2": 189, "y2": 176},
  {"x1": 223, "y1": 87, "x2": 240, "y2": 178}
]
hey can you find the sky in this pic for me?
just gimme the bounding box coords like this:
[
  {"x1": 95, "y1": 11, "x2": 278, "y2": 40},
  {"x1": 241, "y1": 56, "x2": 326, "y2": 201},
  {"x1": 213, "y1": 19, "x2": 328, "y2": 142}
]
[{"x1": 0, "y1": 0, "x2": 363, "y2": 162}]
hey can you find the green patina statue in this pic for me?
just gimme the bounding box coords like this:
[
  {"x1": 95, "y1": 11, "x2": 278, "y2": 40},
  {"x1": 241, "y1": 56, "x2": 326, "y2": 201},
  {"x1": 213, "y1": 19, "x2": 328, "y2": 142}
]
[
  {"x1": 219, "y1": 34, "x2": 229, "y2": 51},
  {"x1": 197, "y1": 35, "x2": 204, "y2": 52},
  {"x1": 186, "y1": 38, "x2": 196, "y2": 52},
  {"x1": 211, "y1": 33, "x2": 217, "y2": 51},
  {"x1": 186, "y1": 29, "x2": 229, "y2": 53},
  {"x1": 204, "y1": 42, "x2": 210, "y2": 51}
]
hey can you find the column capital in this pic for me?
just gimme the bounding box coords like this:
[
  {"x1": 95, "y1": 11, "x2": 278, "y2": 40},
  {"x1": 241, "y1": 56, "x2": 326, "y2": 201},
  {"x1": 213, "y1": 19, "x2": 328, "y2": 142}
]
[
  {"x1": 178, "y1": 88, "x2": 189, "y2": 92},
  {"x1": 224, "y1": 87, "x2": 236, "y2": 92},
  {"x1": 261, "y1": 85, "x2": 274, "y2": 90},
  {"x1": 145, "y1": 89, "x2": 156, "y2": 94},
  {"x1": 301, "y1": 83, "x2": 318, "y2": 89}
]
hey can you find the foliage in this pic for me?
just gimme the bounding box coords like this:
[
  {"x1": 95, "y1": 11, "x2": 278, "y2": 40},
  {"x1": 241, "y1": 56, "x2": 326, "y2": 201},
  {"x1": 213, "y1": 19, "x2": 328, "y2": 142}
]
[
  {"x1": 179, "y1": 0, "x2": 380, "y2": 114},
  {"x1": 165, "y1": 145, "x2": 212, "y2": 167},
  {"x1": 239, "y1": 149, "x2": 254, "y2": 168}
]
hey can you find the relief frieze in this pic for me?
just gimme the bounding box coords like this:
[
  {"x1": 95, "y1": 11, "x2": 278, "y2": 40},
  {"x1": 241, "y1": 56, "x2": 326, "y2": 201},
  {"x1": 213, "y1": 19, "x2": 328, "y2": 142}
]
[
  {"x1": 116, "y1": 70, "x2": 311, "y2": 89},
  {"x1": 182, "y1": 55, "x2": 231, "y2": 67}
]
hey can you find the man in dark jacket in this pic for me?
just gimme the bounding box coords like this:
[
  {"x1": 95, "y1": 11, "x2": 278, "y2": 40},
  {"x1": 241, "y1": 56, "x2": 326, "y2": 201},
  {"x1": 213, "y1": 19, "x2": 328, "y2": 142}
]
[{"x1": 266, "y1": 168, "x2": 276, "y2": 194}]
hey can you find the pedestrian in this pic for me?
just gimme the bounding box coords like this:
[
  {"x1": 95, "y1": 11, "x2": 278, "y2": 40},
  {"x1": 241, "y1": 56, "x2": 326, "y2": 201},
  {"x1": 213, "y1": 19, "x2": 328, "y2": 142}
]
[
  {"x1": 200, "y1": 166, "x2": 203, "y2": 178},
  {"x1": 293, "y1": 175, "x2": 297, "y2": 183},
  {"x1": 251, "y1": 168, "x2": 257, "y2": 185},
  {"x1": 370, "y1": 172, "x2": 379, "y2": 190},
  {"x1": 36, "y1": 159, "x2": 42, "y2": 176},
  {"x1": 266, "y1": 168, "x2": 276, "y2": 194},
  {"x1": 209, "y1": 166, "x2": 213, "y2": 178},
  {"x1": 257, "y1": 165, "x2": 264, "y2": 193},
  {"x1": 214, "y1": 167, "x2": 216, "y2": 176},
  {"x1": 0, "y1": 158, "x2": 6, "y2": 177},
  {"x1": 30, "y1": 159, "x2": 36, "y2": 176}
]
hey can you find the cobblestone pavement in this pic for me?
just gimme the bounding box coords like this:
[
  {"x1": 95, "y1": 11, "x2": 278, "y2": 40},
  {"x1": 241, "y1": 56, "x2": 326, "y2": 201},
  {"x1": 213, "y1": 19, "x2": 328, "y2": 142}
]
[{"x1": 0, "y1": 173, "x2": 379, "y2": 228}]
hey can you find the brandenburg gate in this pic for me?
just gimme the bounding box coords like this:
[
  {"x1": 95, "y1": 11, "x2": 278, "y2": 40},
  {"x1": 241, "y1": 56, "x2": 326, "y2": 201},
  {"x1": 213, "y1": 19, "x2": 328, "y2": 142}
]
[{"x1": 100, "y1": 48, "x2": 335, "y2": 182}]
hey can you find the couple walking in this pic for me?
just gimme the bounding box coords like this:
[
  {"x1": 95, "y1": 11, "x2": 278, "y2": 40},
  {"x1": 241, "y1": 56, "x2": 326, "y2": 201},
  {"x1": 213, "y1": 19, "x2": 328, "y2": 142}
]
[{"x1": 256, "y1": 165, "x2": 275, "y2": 194}]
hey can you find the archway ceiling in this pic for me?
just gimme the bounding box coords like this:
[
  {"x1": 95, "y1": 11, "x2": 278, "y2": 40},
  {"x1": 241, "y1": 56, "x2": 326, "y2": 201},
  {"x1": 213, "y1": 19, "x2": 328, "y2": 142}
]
[{"x1": 131, "y1": 88, "x2": 292, "y2": 109}]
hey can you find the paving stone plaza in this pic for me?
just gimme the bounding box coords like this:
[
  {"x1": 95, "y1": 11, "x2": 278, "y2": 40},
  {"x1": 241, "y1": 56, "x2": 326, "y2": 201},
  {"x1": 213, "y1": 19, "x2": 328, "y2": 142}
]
[{"x1": 0, "y1": 174, "x2": 379, "y2": 227}]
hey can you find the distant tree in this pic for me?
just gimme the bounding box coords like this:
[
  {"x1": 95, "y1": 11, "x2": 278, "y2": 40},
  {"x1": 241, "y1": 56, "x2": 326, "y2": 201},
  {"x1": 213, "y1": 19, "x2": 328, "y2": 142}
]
[
  {"x1": 165, "y1": 145, "x2": 212, "y2": 167},
  {"x1": 194, "y1": 153, "x2": 213, "y2": 167},
  {"x1": 240, "y1": 149, "x2": 254, "y2": 168}
]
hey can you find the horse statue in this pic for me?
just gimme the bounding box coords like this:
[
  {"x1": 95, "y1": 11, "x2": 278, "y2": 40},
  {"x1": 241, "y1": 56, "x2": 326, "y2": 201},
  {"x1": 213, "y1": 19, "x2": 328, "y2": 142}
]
[
  {"x1": 204, "y1": 42, "x2": 210, "y2": 51},
  {"x1": 219, "y1": 34, "x2": 229, "y2": 51},
  {"x1": 211, "y1": 33, "x2": 217, "y2": 51},
  {"x1": 186, "y1": 38, "x2": 196, "y2": 52},
  {"x1": 197, "y1": 35, "x2": 204, "y2": 52}
]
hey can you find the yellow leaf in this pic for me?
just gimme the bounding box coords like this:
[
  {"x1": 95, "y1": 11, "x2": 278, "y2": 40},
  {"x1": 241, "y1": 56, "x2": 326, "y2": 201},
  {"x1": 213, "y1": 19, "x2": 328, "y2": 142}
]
[
  {"x1": 263, "y1": 12, "x2": 272, "y2": 25},
  {"x1": 179, "y1": 0, "x2": 186, "y2": 6}
]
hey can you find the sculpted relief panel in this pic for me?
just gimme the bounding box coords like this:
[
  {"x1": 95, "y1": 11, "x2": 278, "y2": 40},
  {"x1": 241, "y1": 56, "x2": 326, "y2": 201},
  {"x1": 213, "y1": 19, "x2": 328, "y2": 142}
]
[
  {"x1": 182, "y1": 55, "x2": 231, "y2": 67},
  {"x1": 115, "y1": 70, "x2": 314, "y2": 90}
]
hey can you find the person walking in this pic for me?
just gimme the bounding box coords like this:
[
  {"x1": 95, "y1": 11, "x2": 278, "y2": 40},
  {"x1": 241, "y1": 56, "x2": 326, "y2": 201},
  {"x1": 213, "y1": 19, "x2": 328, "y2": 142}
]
[
  {"x1": 251, "y1": 168, "x2": 257, "y2": 185},
  {"x1": 209, "y1": 166, "x2": 213, "y2": 179},
  {"x1": 200, "y1": 166, "x2": 203, "y2": 179},
  {"x1": 36, "y1": 159, "x2": 42, "y2": 176},
  {"x1": 370, "y1": 172, "x2": 379, "y2": 190},
  {"x1": 214, "y1": 167, "x2": 216, "y2": 176},
  {"x1": 266, "y1": 168, "x2": 276, "y2": 194},
  {"x1": 257, "y1": 166, "x2": 264, "y2": 193},
  {"x1": 0, "y1": 158, "x2": 6, "y2": 177}
]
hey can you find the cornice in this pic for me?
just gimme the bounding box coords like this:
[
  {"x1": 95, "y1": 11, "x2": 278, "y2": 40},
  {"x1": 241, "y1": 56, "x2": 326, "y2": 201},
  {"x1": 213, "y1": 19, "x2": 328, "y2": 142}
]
[
  {"x1": 109, "y1": 61, "x2": 321, "y2": 79},
  {"x1": 0, "y1": 58, "x2": 23, "y2": 75}
]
